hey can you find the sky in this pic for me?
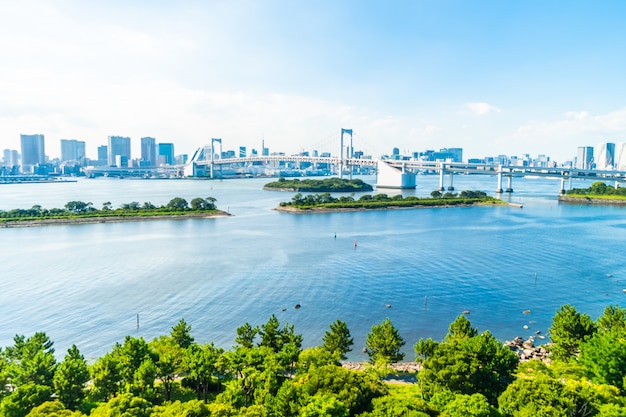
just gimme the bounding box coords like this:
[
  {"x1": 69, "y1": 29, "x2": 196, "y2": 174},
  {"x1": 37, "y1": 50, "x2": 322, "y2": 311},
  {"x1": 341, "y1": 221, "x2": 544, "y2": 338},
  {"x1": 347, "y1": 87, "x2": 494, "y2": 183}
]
[{"x1": 1, "y1": 1, "x2": 626, "y2": 163}]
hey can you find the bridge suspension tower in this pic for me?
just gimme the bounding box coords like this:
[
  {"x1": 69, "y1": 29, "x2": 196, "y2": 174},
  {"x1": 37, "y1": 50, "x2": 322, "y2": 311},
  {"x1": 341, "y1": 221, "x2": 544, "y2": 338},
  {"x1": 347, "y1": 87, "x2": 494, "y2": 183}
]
[{"x1": 340, "y1": 128, "x2": 353, "y2": 179}]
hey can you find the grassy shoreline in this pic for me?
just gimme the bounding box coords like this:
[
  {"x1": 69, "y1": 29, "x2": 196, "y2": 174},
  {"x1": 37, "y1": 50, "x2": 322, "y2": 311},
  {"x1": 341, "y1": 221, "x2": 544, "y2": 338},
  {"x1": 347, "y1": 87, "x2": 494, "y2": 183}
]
[{"x1": 0, "y1": 211, "x2": 230, "y2": 228}]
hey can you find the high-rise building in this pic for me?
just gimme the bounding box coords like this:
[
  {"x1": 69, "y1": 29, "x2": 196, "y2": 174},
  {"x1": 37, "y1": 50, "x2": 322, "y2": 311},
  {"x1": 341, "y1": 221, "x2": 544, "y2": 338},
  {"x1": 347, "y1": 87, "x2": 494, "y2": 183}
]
[
  {"x1": 158, "y1": 143, "x2": 175, "y2": 165},
  {"x1": 60, "y1": 139, "x2": 86, "y2": 161},
  {"x1": 108, "y1": 136, "x2": 131, "y2": 167},
  {"x1": 2, "y1": 149, "x2": 19, "y2": 166},
  {"x1": 20, "y1": 134, "x2": 46, "y2": 173},
  {"x1": 239, "y1": 146, "x2": 247, "y2": 158},
  {"x1": 141, "y1": 137, "x2": 157, "y2": 166},
  {"x1": 595, "y1": 142, "x2": 615, "y2": 170},
  {"x1": 576, "y1": 146, "x2": 594, "y2": 169},
  {"x1": 614, "y1": 143, "x2": 626, "y2": 171}
]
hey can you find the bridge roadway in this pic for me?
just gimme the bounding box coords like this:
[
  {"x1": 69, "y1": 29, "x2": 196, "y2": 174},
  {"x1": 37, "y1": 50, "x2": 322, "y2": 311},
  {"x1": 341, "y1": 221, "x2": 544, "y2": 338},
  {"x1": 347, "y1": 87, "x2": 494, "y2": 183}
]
[
  {"x1": 203, "y1": 156, "x2": 626, "y2": 180},
  {"x1": 197, "y1": 156, "x2": 626, "y2": 191}
]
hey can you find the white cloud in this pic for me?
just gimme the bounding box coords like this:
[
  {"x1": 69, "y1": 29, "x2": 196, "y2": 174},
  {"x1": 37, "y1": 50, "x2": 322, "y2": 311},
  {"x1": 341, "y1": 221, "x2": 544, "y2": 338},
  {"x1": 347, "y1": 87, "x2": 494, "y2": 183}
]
[{"x1": 465, "y1": 102, "x2": 501, "y2": 116}]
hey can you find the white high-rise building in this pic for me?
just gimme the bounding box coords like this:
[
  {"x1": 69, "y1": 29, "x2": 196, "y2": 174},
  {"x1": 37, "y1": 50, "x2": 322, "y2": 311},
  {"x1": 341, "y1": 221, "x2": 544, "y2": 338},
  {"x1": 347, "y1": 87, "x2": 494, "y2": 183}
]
[
  {"x1": 595, "y1": 142, "x2": 615, "y2": 170},
  {"x1": 614, "y1": 143, "x2": 626, "y2": 171}
]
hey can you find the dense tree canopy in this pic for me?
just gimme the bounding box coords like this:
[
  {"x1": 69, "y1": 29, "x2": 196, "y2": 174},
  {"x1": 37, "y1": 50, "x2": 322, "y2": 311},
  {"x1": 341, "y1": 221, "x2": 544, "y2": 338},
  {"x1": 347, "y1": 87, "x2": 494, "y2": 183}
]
[{"x1": 2, "y1": 307, "x2": 626, "y2": 416}]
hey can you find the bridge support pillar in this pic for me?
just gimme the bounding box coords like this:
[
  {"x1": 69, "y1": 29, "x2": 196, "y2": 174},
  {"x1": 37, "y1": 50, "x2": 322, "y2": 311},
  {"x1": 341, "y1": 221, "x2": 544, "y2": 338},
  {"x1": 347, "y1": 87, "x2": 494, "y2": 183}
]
[
  {"x1": 447, "y1": 172, "x2": 454, "y2": 191},
  {"x1": 496, "y1": 172, "x2": 503, "y2": 193},
  {"x1": 505, "y1": 176, "x2": 513, "y2": 193},
  {"x1": 560, "y1": 177, "x2": 566, "y2": 195},
  {"x1": 438, "y1": 164, "x2": 445, "y2": 191}
]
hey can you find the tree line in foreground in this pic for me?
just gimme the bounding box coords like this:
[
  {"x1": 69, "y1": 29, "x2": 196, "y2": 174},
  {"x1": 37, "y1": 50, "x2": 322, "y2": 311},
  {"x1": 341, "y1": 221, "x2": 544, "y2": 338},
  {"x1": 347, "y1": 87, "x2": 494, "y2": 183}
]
[{"x1": 1, "y1": 304, "x2": 626, "y2": 417}]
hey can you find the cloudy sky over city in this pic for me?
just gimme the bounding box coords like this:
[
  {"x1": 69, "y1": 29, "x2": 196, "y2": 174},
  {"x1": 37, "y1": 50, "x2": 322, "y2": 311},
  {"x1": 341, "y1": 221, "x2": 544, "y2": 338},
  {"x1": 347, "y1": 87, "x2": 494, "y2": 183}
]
[{"x1": 1, "y1": 0, "x2": 626, "y2": 163}]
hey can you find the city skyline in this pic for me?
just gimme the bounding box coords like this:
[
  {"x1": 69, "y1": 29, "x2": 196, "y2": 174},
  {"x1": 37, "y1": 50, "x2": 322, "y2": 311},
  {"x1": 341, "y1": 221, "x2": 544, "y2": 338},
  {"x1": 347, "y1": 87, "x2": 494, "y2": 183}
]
[{"x1": 2, "y1": 2, "x2": 626, "y2": 162}]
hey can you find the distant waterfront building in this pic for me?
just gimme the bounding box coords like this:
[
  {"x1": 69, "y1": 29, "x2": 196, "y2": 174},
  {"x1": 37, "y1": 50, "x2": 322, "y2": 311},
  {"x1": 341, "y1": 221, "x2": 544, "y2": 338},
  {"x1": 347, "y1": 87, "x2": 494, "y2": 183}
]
[
  {"x1": 158, "y1": 143, "x2": 175, "y2": 165},
  {"x1": 20, "y1": 134, "x2": 46, "y2": 173},
  {"x1": 239, "y1": 146, "x2": 246, "y2": 158},
  {"x1": 60, "y1": 139, "x2": 86, "y2": 161},
  {"x1": 595, "y1": 142, "x2": 615, "y2": 170},
  {"x1": 96, "y1": 145, "x2": 108, "y2": 166},
  {"x1": 108, "y1": 136, "x2": 131, "y2": 167},
  {"x1": 3, "y1": 149, "x2": 19, "y2": 166},
  {"x1": 614, "y1": 143, "x2": 626, "y2": 171},
  {"x1": 141, "y1": 137, "x2": 157, "y2": 167},
  {"x1": 576, "y1": 146, "x2": 594, "y2": 169}
]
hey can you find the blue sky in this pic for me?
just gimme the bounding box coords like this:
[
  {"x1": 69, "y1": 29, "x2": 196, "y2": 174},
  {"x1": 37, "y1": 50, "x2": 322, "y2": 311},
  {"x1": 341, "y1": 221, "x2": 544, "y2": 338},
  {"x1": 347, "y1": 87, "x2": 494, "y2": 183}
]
[{"x1": 1, "y1": 1, "x2": 626, "y2": 163}]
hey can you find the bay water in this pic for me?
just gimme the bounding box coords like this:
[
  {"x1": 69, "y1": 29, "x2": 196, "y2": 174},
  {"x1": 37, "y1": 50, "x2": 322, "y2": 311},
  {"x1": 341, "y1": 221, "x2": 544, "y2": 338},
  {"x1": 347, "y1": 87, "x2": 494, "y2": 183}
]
[{"x1": 1, "y1": 174, "x2": 625, "y2": 362}]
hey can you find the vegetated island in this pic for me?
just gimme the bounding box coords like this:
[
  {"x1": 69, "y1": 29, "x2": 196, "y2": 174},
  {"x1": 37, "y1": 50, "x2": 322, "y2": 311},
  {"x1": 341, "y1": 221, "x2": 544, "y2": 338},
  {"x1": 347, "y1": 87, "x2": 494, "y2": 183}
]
[
  {"x1": 559, "y1": 181, "x2": 626, "y2": 205},
  {"x1": 276, "y1": 190, "x2": 508, "y2": 212},
  {"x1": 263, "y1": 177, "x2": 374, "y2": 192},
  {"x1": 0, "y1": 197, "x2": 229, "y2": 228}
]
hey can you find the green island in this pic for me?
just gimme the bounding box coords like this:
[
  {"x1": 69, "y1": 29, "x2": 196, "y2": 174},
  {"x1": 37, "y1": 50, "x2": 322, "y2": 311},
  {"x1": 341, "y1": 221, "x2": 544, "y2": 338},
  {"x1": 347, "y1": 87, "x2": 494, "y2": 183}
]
[
  {"x1": 263, "y1": 177, "x2": 374, "y2": 192},
  {"x1": 0, "y1": 197, "x2": 228, "y2": 227},
  {"x1": 277, "y1": 190, "x2": 506, "y2": 211},
  {"x1": 559, "y1": 181, "x2": 626, "y2": 204},
  {"x1": 2, "y1": 304, "x2": 626, "y2": 416}
]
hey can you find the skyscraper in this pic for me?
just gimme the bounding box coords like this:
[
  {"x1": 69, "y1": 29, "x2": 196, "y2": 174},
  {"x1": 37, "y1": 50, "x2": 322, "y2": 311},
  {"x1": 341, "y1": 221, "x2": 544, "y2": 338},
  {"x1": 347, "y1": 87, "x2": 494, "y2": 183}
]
[
  {"x1": 60, "y1": 139, "x2": 86, "y2": 161},
  {"x1": 141, "y1": 137, "x2": 157, "y2": 167},
  {"x1": 108, "y1": 136, "x2": 131, "y2": 167},
  {"x1": 158, "y1": 143, "x2": 175, "y2": 165},
  {"x1": 614, "y1": 143, "x2": 626, "y2": 171},
  {"x1": 595, "y1": 142, "x2": 615, "y2": 170},
  {"x1": 576, "y1": 146, "x2": 594, "y2": 169},
  {"x1": 20, "y1": 134, "x2": 45, "y2": 173}
]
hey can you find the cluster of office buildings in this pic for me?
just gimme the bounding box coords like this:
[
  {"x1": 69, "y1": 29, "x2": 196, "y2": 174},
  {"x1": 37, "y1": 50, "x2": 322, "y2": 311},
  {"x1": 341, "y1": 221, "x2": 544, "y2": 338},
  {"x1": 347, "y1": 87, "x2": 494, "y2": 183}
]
[
  {"x1": 575, "y1": 142, "x2": 626, "y2": 171},
  {"x1": 1, "y1": 134, "x2": 184, "y2": 175},
  {"x1": 3, "y1": 133, "x2": 626, "y2": 177}
]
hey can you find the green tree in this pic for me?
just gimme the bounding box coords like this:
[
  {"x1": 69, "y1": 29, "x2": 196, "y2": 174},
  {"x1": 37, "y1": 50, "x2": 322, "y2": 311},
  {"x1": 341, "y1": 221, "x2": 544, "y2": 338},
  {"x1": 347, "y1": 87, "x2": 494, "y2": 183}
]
[
  {"x1": 112, "y1": 336, "x2": 157, "y2": 398},
  {"x1": 549, "y1": 304, "x2": 597, "y2": 361},
  {"x1": 0, "y1": 383, "x2": 52, "y2": 417},
  {"x1": 300, "y1": 394, "x2": 349, "y2": 417},
  {"x1": 414, "y1": 337, "x2": 438, "y2": 361},
  {"x1": 235, "y1": 323, "x2": 258, "y2": 349},
  {"x1": 442, "y1": 393, "x2": 497, "y2": 417},
  {"x1": 150, "y1": 400, "x2": 209, "y2": 417},
  {"x1": 445, "y1": 314, "x2": 478, "y2": 344},
  {"x1": 89, "y1": 393, "x2": 152, "y2": 417},
  {"x1": 295, "y1": 364, "x2": 387, "y2": 416},
  {"x1": 183, "y1": 343, "x2": 224, "y2": 402},
  {"x1": 365, "y1": 318, "x2": 405, "y2": 364},
  {"x1": 53, "y1": 345, "x2": 89, "y2": 410},
  {"x1": 596, "y1": 305, "x2": 626, "y2": 334},
  {"x1": 166, "y1": 197, "x2": 188, "y2": 211},
  {"x1": 322, "y1": 320, "x2": 353, "y2": 361},
  {"x1": 430, "y1": 190, "x2": 442, "y2": 198},
  {"x1": 24, "y1": 400, "x2": 84, "y2": 417},
  {"x1": 579, "y1": 329, "x2": 626, "y2": 391},
  {"x1": 150, "y1": 336, "x2": 184, "y2": 401},
  {"x1": 171, "y1": 318, "x2": 194, "y2": 348},
  {"x1": 64, "y1": 201, "x2": 92, "y2": 214},
  {"x1": 6, "y1": 333, "x2": 57, "y2": 388},
  {"x1": 297, "y1": 347, "x2": 340, "y2": 373},
  {"x1": 419, "y1": 324, "x2": 517, "y2": 405},
  {"x1": 89, "y1": 352, "x2": 120, "y2": 401}
]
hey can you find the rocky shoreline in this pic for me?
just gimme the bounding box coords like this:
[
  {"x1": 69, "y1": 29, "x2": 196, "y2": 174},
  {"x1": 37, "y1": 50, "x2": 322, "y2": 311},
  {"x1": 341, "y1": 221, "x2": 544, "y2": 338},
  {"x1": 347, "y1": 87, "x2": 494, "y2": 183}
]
[
  {"x1": 341, "y1": 336, "x2": 550, "y2": 379},
  {"x1": 0, "y1": 211, "x2": 231, "y2": 228}
]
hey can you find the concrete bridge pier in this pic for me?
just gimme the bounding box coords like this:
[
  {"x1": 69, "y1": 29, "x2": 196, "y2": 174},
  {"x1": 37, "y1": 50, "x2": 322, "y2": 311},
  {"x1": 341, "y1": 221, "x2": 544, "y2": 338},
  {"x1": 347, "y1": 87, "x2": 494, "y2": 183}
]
[
  {"x1": 505, "y1": 176, "x2": 513, "y2": 193},
  {"x1": 438, "y1": 164, "x2": 445, "y2": 191},
  {"x1": 496, "y1": 171, "x2": 503, "y2": 193},
  {"x1": 448, "y1": 172, "x2": 455, "y2": 191},
  {"x1": 560, "y1": 177, "x2": 566, "y2": 195}
]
